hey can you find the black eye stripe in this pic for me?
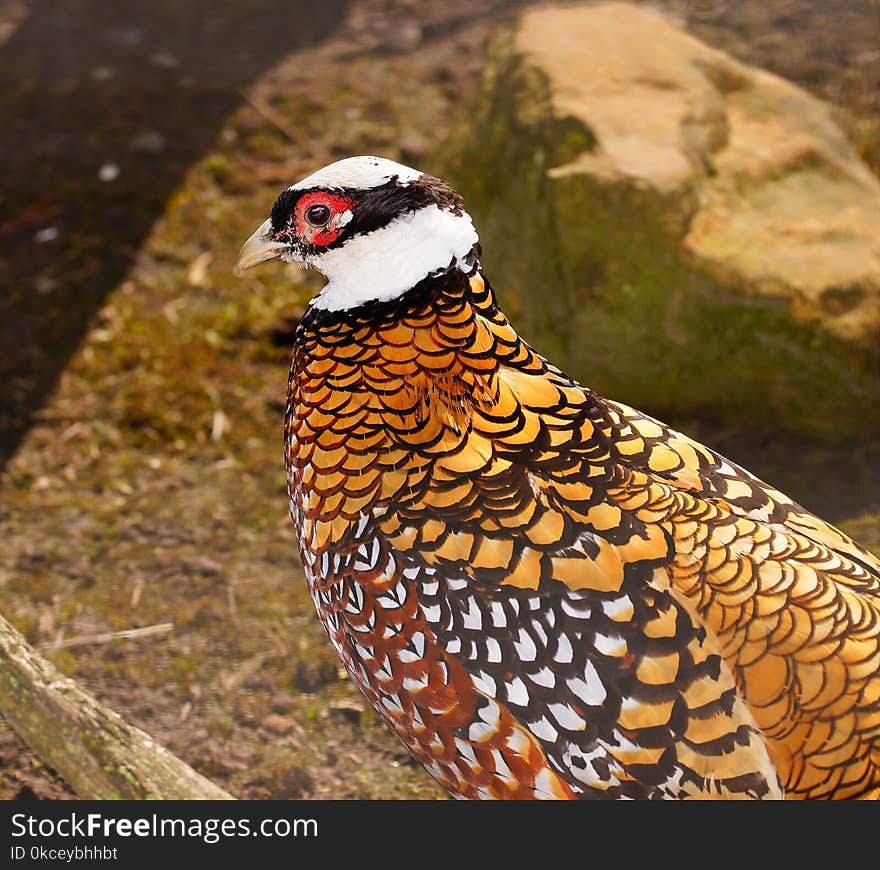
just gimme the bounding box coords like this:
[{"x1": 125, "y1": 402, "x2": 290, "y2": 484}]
[{"x1": 268, "y1": 174, "x2": 462, "y2": 251}]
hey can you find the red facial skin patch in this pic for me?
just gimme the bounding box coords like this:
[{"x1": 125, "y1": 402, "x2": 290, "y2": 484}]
[{"x1": 294, "y1": 191, "x2": 356, "y2": 247}]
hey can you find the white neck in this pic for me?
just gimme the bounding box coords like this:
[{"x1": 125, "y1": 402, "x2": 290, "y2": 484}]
[{"x1": 305, "y1": 204, "x2": 479, "y2": 312}]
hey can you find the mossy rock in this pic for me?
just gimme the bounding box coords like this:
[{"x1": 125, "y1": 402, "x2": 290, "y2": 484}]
[{"x1": 436, "y1": 23, "x2": 879, "y2": 445}]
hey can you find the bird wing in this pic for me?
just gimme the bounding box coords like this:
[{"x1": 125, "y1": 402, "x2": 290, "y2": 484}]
[
  {"x1": 605, "y1": 397, "x2": 880, "y2": 576},
  {"x1": 599, "y1": 399, "x2": 880, "y2": 798}
]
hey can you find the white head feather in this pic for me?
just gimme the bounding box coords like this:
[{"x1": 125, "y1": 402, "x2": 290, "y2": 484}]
[
  {"x1": 290, "y1": 155, "x2": 422, "y2": 192},
  {"x1": 285, "y1": 157, "x2": 480, "y2": 312}
]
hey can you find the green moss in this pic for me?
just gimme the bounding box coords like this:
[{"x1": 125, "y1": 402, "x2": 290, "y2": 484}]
[{"x1": 202, "y1": 154, "x2": 234, "y2": 186}]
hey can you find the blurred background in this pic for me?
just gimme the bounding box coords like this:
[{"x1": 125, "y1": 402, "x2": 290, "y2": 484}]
[{"x1": 0, "y1": 0, "x2": 878, "y2": 799}]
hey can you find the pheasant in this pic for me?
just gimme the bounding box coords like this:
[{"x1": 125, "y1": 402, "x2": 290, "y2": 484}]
[{"x1": 235, "y1": 156, "x2": 880, "y2": 800}]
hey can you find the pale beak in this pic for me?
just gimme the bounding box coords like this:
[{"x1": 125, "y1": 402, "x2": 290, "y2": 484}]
[{"x1": 233, "y1": 219, "x2": 290, "y2": 276}]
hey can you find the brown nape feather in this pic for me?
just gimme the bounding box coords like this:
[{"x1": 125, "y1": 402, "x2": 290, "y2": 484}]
[{"x1": 285, "y1": 267, "x2": 880, "y2": 800}]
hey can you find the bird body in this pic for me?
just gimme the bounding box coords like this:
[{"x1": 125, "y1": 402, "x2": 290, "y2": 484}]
[{"x1": 237, "y1": 157, "x2": 880, "y2": 799}]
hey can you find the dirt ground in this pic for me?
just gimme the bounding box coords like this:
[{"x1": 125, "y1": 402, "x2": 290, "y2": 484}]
[{"x1": 1, "y1": 0, "x2": 878, "y2": 800}]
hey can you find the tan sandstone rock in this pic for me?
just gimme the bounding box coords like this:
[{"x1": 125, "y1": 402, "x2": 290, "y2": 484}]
[{"x1": 515, "y1": 2, "x2": 880, "y2": 343}]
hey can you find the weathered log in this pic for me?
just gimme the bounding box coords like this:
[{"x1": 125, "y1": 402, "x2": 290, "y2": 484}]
[{"x1": 0, "y1": 612, "x2": 234, "y2": 799}]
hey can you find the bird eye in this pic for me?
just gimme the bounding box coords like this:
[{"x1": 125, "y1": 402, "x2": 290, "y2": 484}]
[{"x1": 305, "y1": 203, "x2": 331, "y2": 226}]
